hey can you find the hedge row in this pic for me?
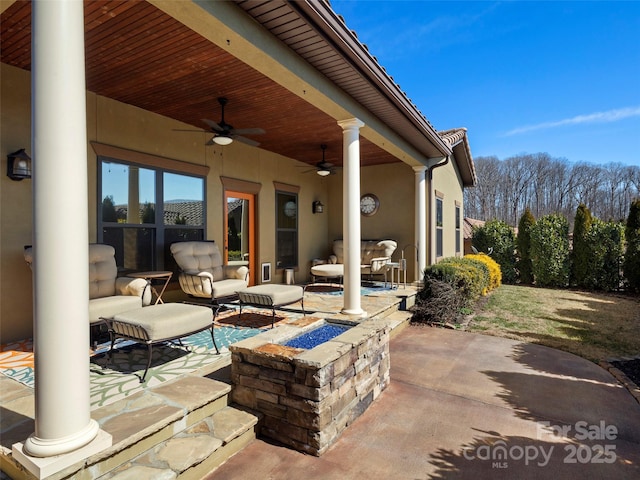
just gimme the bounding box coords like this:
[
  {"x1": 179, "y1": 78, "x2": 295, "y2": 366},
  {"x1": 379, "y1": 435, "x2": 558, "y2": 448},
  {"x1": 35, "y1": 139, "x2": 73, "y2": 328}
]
[{"x1": 472, "y1": 199, "x2": 638, "y2": 292}]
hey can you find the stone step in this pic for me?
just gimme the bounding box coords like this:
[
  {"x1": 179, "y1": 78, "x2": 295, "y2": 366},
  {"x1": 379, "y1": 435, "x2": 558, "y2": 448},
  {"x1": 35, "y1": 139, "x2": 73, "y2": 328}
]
[
  {"x1": 103, "y1": 405, "x2": 261, "y2": 480},
  {"x1": 383, "y1": 310, "x2": 413, "y2": 339},
  {"x1": 14, "y1": 374, "x2": 236, "y2": 479}
]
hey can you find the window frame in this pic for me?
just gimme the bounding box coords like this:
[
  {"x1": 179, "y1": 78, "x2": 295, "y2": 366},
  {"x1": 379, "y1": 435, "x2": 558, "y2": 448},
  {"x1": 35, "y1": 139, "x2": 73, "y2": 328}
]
[
  {"x1": 95, "y1": 144, "x2": 208, "y2": 273},
  {"x1": 274, "y1": 182, "x2": 300, "y2": 270},
  {"x1": 455, "y1": 202, "x2": 462, "y2": 256},
  {"x1": 435, "y1": 195, "x2": 444, "y2": 259}
]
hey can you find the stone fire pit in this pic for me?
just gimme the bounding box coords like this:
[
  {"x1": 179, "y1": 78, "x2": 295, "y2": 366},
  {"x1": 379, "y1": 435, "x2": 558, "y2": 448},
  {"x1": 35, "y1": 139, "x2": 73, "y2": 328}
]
[{"x1": 229, "y1": 316, "x2": 391, "y2": 455}]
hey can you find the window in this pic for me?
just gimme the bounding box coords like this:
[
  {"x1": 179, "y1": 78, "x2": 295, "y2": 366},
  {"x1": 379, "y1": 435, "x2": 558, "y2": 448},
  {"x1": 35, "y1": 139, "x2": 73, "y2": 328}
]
[
  {"x1": 276, "y1": 190, "x2": 298, "y2": 269},
  {"x1": 98, "y1": 158, "x2": 205, "y2": 274},
  {"x1": 436, "y1": 197, "x2": 443, "y2": 258},
  {"x1": 455, "y1": 204, "x2": 461, "y2": 255}
]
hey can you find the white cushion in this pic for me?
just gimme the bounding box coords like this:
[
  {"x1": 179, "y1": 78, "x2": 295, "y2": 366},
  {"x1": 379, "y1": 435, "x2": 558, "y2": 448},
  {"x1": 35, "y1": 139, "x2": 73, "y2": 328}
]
[
  {"x1": 171, "y1": 241, "x2": 224, "y2": 282},
  {"x1": 90, "y1": 295, "x2": 141, "y2": 324},
  {"x1": 211, "y1": 278, "x2": 249, "y2": 298},
  {"x1": 111, "y1": 303, "x2": 212, "y2": 341},
  {"x1": 331, "y1": 240, "x2": 397, "y2": 265},
  {"x1": 311, "y1": 264, "x2": 344, "y2": 277},
  {"x1": 238, "y1": 285, "x2": 303, "y2": 306},
  {"x1": 89, "y1": 244, "x2": 118, "y2": 299}
]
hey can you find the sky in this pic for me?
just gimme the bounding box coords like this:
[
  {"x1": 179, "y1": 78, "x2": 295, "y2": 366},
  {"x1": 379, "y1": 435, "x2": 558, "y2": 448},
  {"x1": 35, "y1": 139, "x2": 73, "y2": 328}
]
[{"x1": 330, "y1": 0, "x2": 640, "y2": 167}]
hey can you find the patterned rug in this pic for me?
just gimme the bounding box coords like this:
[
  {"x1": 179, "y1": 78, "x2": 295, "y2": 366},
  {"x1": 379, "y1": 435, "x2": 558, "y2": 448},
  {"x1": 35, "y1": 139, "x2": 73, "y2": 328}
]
[
  {"x1": 214, "y1": 308, "x2": 298, "y2": 329},
  {"x1": 0, "y1": 306, "x2": 305, "y2": 409},
  {"x1": 305, "y1": 282, "x2": 393, "y2": 296}
]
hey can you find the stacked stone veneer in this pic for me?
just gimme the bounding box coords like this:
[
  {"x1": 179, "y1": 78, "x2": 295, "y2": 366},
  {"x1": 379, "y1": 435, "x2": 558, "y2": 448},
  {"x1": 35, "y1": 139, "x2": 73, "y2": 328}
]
[{"x1": 230, "y1": 317, "x2": 391, "y2": 455}]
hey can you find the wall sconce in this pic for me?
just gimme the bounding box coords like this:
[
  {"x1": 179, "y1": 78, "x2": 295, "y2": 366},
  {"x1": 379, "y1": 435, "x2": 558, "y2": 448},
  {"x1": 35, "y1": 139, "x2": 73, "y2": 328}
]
[
  {"x1": 312, "y1": 200, "x2": 324, "y2": 214},
  {"x1": 7, "y1": 149, "x2": 32, "y2": 181}
]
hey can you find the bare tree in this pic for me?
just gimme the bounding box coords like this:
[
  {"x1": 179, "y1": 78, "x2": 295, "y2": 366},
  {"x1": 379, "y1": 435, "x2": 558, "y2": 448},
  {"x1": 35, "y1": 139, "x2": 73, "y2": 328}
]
[{"x1": 463, "y1": 154, "x2": 639, "y2": 225}]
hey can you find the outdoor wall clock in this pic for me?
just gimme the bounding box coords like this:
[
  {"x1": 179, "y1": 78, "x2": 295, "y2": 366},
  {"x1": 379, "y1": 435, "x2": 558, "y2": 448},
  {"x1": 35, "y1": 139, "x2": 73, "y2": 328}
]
[{"x1": 360, "y1": 193, "x2": 380, "y2": 216}]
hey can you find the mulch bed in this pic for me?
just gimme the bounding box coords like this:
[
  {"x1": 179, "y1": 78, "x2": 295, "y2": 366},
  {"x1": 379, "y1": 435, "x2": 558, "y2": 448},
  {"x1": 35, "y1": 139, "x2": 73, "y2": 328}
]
[{"x1": 611, "y1": 359, "x2": 640, "y2": 387}]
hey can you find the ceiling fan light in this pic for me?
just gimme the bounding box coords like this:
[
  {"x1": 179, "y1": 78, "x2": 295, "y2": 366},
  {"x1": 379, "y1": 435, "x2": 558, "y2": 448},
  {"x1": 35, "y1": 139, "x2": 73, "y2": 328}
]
[
  {"x1": 317, "y1": 168, "x2": 331, "y2": 177},
  {"x1": 213, "y1": 134, "x2": 233, "y2": 146}
]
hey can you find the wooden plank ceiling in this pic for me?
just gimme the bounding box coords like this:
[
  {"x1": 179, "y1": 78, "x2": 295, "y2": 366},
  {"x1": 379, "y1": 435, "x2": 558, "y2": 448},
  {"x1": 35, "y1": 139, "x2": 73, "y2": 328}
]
[{"x1": 1, "y1": 0, "x2": 401, "y2": 168}]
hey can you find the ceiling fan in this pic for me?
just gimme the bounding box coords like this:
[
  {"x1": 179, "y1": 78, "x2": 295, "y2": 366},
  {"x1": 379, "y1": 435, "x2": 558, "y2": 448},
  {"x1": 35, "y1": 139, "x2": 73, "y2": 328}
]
[
  {"x1": 177, "y1": 97, "x2": 265, "y2": 147},
  {"x1": 302, "y1": 144, "x2": 337, "y2": 176}
]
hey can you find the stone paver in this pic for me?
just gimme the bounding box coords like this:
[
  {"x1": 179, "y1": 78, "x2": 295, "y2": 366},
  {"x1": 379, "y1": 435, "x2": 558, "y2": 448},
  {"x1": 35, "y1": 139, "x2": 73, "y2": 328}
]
[
  {"x1": 156, "y1": 436, "x2": 222, "y2": 473},
  {"x1": 151, "y1": 375, "x2": 230, "y2": 410},
  {"x1": 210, "y1": 407, "x2": 259, "y2": 444},
  {"x1": 109, "y1": 465, "x2": 176, "y2": 480}
]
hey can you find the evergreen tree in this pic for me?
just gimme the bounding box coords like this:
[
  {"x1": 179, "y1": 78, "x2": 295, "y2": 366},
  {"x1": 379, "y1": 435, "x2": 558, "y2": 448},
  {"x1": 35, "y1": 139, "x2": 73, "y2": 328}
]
[
  {"x1": 141, "y1": 202, "x2": 155, "y2": 224},
  {"x1": 588, "y1": 219, "x2": 625, "y2": 291},
  {"x1": 517, "y1": 208, "x2": 535, "y2": 284},
  {"x1": 530, "y1": 214, "x2": 570, "y2": 288},
  {"x1": 623, "y1": 199, "x2": 640, "y2": 292},
  {"x1": 471, "y1": 219, "x2": 517, "y2": 283},
  {"x1": 571, "y1": 203, "x2": 593, "y2": 287},
  {"x1": 102, "y1": 195, "x2": 118, "y2": 222}
]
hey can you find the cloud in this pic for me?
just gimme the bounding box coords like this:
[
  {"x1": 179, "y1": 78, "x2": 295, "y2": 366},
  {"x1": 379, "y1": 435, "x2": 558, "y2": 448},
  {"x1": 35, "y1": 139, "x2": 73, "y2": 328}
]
[{"x1": 505, "y1": 106, "x2": 640, "y2": 136}]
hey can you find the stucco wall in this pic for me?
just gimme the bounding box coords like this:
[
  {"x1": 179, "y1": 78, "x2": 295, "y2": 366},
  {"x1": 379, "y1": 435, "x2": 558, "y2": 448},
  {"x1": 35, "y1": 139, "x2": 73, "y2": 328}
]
[
  {"x1": 326, "y1": 162, "x2": 419, "y2": 279},
  {"x1": 0, "y1": 63, "x2": 329, "y2": 342},
  {"x1": 432, "y1": 156, "x2": 465, "y2": 261},
  {"x1": 1, "y1": 64, "x2": 34, "y2": 343}
]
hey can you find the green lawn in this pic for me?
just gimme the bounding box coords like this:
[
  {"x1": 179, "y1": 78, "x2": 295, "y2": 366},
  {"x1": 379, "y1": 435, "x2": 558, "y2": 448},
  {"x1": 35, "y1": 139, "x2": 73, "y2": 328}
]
[{"x1": 467, "y1": 284, "x2": 640, "y2": 362}]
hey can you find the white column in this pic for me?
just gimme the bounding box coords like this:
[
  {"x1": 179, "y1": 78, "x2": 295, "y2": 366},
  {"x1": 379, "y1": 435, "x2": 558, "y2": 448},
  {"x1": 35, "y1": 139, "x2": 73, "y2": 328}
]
[
  {"x1": 24, "y1": 0, "x2": 99, "y2": 458},
  {"x1": 414, "y1": 166, "x2": 427, "y2": 282},
  {"x1": 338, "y1": 118, "x2": 365, "y2": 316}
]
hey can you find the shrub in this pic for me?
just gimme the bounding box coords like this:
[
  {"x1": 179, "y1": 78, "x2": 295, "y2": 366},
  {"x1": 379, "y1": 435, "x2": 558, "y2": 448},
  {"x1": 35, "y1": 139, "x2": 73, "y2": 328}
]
[
  {"x1": 411, "y1": 278, "x2": 465, "y2": 325},
  {"x1": 465, "y1": 253, "x2": 502, "y2": 292},
  {"x1": 471, "y1": 219, "x2": 517, "y2": 284},
  {"x1": 442, "y1": 256, "x2": 491, "y2": 300},
  {"x1": 422, "y1": 257, "x2": 489, "y2": 305},
  {"x1": 587, "y1": 219, "x2": 624, "y2": 291},
  {"x1": 517, "y1": 208, "x2": 535, "y2": 284},
  {"x1": 624, "y1": 199, "x2": 640, "y2": 292},
  {"x1": 415, "y1": 257, "x2": 493, "y2": 326},
  {"x1": 571, "y1": 203, "x2": 593, "y2": 288},
  {"x1": 530, "y1": 214, "x2": 570, "y2": 287}
]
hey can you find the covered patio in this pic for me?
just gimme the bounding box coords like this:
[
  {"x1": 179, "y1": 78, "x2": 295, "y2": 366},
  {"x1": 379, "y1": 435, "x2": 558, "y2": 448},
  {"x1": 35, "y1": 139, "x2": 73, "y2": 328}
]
[{"x1": 1, "y1": 0, "x2": 474, "y2": 478}]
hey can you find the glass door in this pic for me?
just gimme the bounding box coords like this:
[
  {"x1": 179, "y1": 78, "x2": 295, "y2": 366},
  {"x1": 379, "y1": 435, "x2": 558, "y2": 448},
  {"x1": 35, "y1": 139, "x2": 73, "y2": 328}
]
[{"x1": 225, "y1": 191, "x2": 256, "y2": 285}]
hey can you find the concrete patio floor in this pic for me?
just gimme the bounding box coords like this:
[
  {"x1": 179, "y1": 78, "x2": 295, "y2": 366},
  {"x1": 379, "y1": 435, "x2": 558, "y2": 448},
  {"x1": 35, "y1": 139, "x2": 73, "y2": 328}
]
[{"x1": 206, "y1": 327, "x2": 640, "y2": 480}]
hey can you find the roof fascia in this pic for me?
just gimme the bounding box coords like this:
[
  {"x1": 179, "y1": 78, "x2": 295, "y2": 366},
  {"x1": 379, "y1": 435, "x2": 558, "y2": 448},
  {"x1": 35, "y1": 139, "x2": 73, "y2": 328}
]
[{"x1": 291, "y1": 0, "x2": 451, "y2": 159}]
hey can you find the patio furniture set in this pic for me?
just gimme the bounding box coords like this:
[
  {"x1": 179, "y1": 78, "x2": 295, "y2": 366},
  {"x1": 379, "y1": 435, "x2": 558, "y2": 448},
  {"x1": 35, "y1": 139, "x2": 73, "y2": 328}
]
[
  {"x1": 24, "y1": 238, "x2": 398, "y2": 382},
  {"x1": 24, "y1": 242, "x2": 306, "y2": 382},
  {"x1": 311, "y1": 239, "x2": 404, "y2": 288}
]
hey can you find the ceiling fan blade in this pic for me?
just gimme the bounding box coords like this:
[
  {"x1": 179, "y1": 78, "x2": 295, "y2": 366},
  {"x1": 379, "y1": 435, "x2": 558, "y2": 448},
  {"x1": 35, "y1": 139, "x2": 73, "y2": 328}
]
[
  {"x1": 233, "y1": 135, "x2": 261, "y2": 147},
  {"x1": 201, "y1": 118, "x2": 224, "y2": 132},
  {"x1": 205, "y1": 137, "x2": 216, "y2": 146},
  {"x1": 230, "y1": 127, "x2": 266, "y2": 136}
]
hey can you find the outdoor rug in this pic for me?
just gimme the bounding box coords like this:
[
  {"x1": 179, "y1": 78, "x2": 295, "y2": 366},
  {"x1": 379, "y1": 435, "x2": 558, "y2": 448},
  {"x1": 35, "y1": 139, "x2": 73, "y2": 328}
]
[
  {"x1": 214, "y1": 308, "x2": 300, "y2": 329},
  {"x1": 0, "y1": 305, "x2": 305, "y2": 409},
  {"x1": 305, "y1": 282, "x2": 394, "y2": 296}
]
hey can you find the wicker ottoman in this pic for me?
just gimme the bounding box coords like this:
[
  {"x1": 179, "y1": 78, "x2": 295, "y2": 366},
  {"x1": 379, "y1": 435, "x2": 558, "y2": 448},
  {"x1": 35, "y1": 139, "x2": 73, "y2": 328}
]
[
  {"x1": 237, "y1": 284, "x2": 305, "y2": 328},
  {"x1": 106, "y1": 303, "x2": 218, "y2": 382}
]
